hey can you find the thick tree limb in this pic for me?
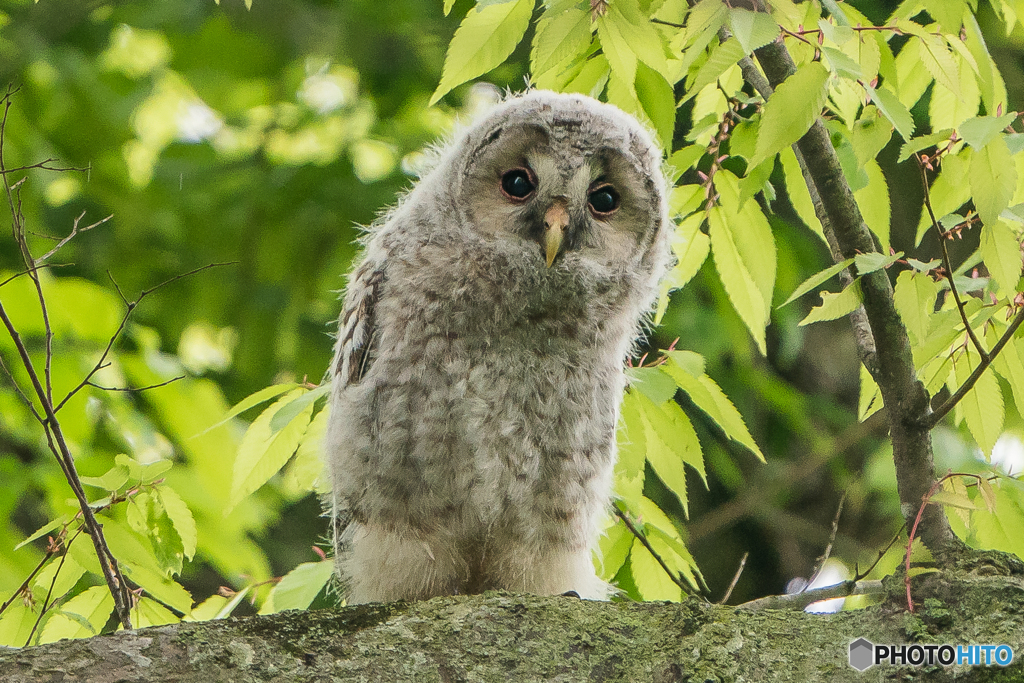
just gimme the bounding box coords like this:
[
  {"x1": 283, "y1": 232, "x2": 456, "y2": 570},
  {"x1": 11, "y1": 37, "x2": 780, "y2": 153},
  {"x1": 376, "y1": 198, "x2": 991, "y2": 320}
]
[{"x1": 2, "y1": 576, "x2": 1021, "y2": 682}]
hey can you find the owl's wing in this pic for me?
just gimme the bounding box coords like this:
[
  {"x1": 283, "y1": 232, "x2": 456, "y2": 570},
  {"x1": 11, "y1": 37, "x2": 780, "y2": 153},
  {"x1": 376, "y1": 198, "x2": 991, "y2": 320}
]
[{"x1": 333, "y1": 258, "x2": 385, "y2": 386}]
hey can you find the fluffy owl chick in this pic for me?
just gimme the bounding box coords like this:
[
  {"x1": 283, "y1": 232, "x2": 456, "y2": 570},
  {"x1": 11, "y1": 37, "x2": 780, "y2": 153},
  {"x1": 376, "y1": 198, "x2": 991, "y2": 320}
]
[{"x1": 325, "y1": 90, "x2": 671, "y2": 603}]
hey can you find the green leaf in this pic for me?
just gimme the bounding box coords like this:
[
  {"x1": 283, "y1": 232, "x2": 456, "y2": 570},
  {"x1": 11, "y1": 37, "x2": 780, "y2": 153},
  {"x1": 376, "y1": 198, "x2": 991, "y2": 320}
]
[
  {"x1": 633, "y1": 392, "x2": 702, "y2": 514},
  {"x1": 916, "y1": 150, "x2": 971, "y2": 245},
  {"x1": 864, "y1": 84, "x2": 915, "y2": 141},
  {"x1": 799, "y1": 280, "x2": 863, "y2": 326},
  {"x1": 629, "y1": 537, "x2": 683, "y2": 601},
  {"x1": 158, "y1": 485, "x2": 197, "y2": 562},
  {"x1": 14, "y1": 516, "x2": 68, "y2": 551},
  {"x1": 918, "y1": 33, "x2": 961, "y2": 98},
  {"x1": 199, "y1": 383, "x2": 300, "y2": 436},
  {"x1": 627, "y1": 366, "x2": 678, "y2": 405},
  {"x1": 858, "y1": 364, "x2": 883, "y2": 422},
  {"x1": 666, "y1": 147, "x2": 704, "y2": 181},
  {"x1": 898, "y1": 129, "x2": 955, "y2": 163},
  {"x1": 988, "y1": 324, "x2": 1024, "y2": 422},
  {"x1": 260, "y1": 560, "x2": 335, "y2": 614},
  {"x1": 850, "y1": 107, "x2": 893, "y2": 168},
  {"x1": 708, "y1": 171, "x2": 776, "y2": 355},
  {"x1": 80, "y1": 463, "x2": 130, "y2": 492},
  {"x1": 431, "y1": 0, "x2": 535, "y2": 105},
  {"x1": 779, "y1": 146, "x2": 825, "y2": 242},
  {"x1": 751, "y1": 61, "x2": 829, "y2": 168},
  {"x1": 282, "y1": 406, "x2": 330, "y2": 495},
  {"x1": 662, "y1": 355, "x2": 764, "y2": 462},
  {"x1": 959, "y1": 114, "x2": 1017, "y2": 149},
  {"x1": 893, "y1": 270, "x2": 940, "y2": 345},
  {"x1": 854, "y1": 251, "x2": 902, "y2": 275},
  {"x1": 230, "y1": 389, "x2": 316, "y2": 510},
  {"x1": 531, "y1": 6, "x2": 590, "y2": 76},
  {"x1": 615, "y1": 391, "x2": 647, "y2": 499},
  {"x1": 444, "y1": 0, "x2": 457, "y2": 15},
  {"x1": 38, "y1": 586, "x2": 113, "y2": 644},
  {"x1": 727, "y1": 8, "x2": 780, "y2": 54},
  {"x1": 971, "y1": 137, "x2": 1017, "y2": 228},
  {"x1": 854, "y1": 160, "x2": 892, "y2": 251},
  {"x1": 952, "y1": 349, "x2": 1003, "y2": 457},
  {"x1": 634, "y1": 62, "x2": 675, "y2": 149},
  {"x1": 133, "y1": 597, "x2": 178, "y2": 628},
  {"x1": 683, "y1": 37, "x2": 745, "y2": 102},
  {"x1": 269, "y1": 383, "x2": 330, "y2": 433},
  {"x1": 32, "y1": 553, "x2": 86, "y2": 604},
  {"x1": 779, "y1": 258, "x2": 855, "y2": 308},
  {"x1": 981, "y1": 220, "x2": 1022, "y2": 294},
  {"x1": 597, "y1": 520, "x2": 633, "y2": 580}
]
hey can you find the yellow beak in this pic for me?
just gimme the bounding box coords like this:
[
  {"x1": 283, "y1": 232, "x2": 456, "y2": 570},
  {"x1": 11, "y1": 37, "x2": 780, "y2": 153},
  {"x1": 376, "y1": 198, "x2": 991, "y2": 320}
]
[{"x1": 544, "y1": 201, "x2": 569, "y2": 268}]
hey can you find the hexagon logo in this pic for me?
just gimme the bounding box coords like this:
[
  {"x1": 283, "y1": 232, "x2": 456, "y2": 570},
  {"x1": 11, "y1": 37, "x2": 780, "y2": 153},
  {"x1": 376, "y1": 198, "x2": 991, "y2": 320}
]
[{"x1": 849, "y1": 638, "x2": 875, "y2": 671}]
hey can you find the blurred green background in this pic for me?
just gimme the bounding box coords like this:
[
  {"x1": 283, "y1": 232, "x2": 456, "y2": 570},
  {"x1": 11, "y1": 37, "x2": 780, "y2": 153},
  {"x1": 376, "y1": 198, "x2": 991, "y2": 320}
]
[{"x1": 1, "y1": 0, "x2": 1022, "y2": 613}]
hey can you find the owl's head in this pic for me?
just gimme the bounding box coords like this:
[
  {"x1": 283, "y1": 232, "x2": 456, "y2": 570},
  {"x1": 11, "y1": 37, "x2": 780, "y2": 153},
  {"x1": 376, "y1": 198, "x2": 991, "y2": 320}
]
[{"x1": 446, "y1": 90, "x2": 670, "y2": 278}]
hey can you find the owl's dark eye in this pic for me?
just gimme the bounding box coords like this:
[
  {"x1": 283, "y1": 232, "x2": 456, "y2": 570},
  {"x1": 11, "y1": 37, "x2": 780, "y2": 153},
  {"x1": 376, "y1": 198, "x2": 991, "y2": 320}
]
[
  {"x1": 500, "y1": 168, "x2": 535, "y2": 200},
  {"x1": 588, "y1": 184, "x2": 620, "y2": 215}
]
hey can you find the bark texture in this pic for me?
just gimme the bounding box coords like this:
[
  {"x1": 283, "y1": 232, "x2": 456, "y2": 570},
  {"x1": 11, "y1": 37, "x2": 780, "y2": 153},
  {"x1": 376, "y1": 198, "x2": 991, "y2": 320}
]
[{"x1": 2, "y1": 573, "x2": 1022, "y2": 682}]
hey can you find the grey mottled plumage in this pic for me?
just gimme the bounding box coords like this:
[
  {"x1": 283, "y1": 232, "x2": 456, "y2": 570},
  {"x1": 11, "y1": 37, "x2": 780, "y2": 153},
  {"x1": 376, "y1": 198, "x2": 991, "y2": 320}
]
[{"x1": 325, "y1": 90, "x2": 671, "y2": 603}]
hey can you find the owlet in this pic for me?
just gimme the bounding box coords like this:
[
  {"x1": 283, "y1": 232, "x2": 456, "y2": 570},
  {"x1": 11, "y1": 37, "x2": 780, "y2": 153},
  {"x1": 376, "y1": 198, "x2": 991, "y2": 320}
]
[{"x1": 325, "y1": 90, "x2": 671, "y2": 603}]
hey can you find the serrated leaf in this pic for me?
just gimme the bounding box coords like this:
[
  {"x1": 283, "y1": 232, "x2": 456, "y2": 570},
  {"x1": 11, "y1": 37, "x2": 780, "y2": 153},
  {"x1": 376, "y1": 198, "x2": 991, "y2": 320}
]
[
  {"x1": 259, "y1": 561, "x2": 335, "y2": 614},
  {"x1": 269, "y1": 383, "x2": 330, "y2": 433},
  {"x1": 132, "y1": 597, "x2": 178, "y2": 628},
  {"x1": 661, "y1": 357, "x2": 764, "y2": 462},
  {"x1": 615, "y1": 391, "x2": 647, "y2": 499},
  {"x1": 629, "y1": 537, "x2": 683, "y2": 601},
  {"x1": 32, "y1": 553, "x2": 86, "y2": 604},
  {"x1": 230, "y1": 389, "x2": 315, "y2": 510},
  {"x1": 80, "y1": 463, "x2": 130, "y2": 492},
  {"x1": 822, "y1": 46, "x2": 862, "y2": 80},
  {"x1": 893, "y1": 270, "x2": 940, "y2": 345},
  {"x1": 283, "y1": 406, "x2": 330, "y2": 495},
  {"x1": 751, "y1": 61, "x2": 830, "y2": 167},
  {"x1": 959, "y1": 114, "x2": 1017, "y2": 149},
  {"x1": 972, "y1": 137, "x2": 1017, "y2": 228},
  {"x1": 666, "y1": 147, "x2": 704, "y2": 181},
  {"x1": 981, "y1": 220, "x2": 1022, "y2": 294},
  {"x1": 708, "y1": 171, "x2": 776, "y2": 355},
  {"x1": 854, "y1": 160, "x2": 892, "y2": 251},
  {"x1": 198, "y1": 383, "x2": 299, "y2": 436},
  {"x1": 952, "y1": 350, "x2": 1004, "y2": 457},
  {"x1": 15, "y1": 516, "x2": 68, "y2": 551},
  {"x1": 531, "y1": 6, "x2": 590, "y2": 75},
  {"x1": 728, "y1": 8, "x2": 780, "y2": 54},
  {"x1": 627, "y1": 366, "x2": 678, "y2": 404},
  {"x1": 800, "y1": 280, "x2": 863, "y2": 326},
  {"x1": 908, "y1": 258, "x2": 941, "y2": 271},
  {"x1": 683, "y1": 37, "x2": 745, "y2": 103},
  {"x1": 854, "y1": 250, "x2": 902, "y2": 274},
  {"x1": 988, "y1": 325, "x2": 1024, "y2": 417},
  {"x1": 779, "y1": 146, "x2": 825, "y2": 242},
  {"x1": 779, "y1": 258, "x2": 855, "y2": 308},
  {"x1": 634, "y1": 392, "x2": 702, "y2": 514},
  {"x1": 666, "y1": 349, "x2": 705, "y2": 378},
  {"x1": 898, "y1": 129, "x2": 955, "y2": 163},
  {"x1": 918, "y1": 33, "x2": 961, "y2": 97},
  {"x1": 38, "y1": 586, "x2": 113, "y2": 644},
  {"x1": 157, "y1": 485, "x2": 197, "y2": 562},
  {"x1": 431, "y1": 0, "x2": 535, "y2": 105},
  {"x1": 858, "y1": 363, "x2": 883, "y2": 421},
  {"x1": 930, "y1": 490, "x2": 979, "y2": 510},
  {"x1": 978, "y1": 477, "x2": 997, "y2": 513},
  {"x1": 635, "y1": 61, "x2": 675, "y2": 149},
  {"x1": 597, "y1": 520, "x2": 633, "y2": 580},
  {"x1": 864, "y1": 84, "x2": 915, "y2": 141},
  {"x1": 139, "y1": 458, "x2": 173, "y2": 485},
  {"x1": 916, "y1": 150, "x2": 971, "y2": 245}
]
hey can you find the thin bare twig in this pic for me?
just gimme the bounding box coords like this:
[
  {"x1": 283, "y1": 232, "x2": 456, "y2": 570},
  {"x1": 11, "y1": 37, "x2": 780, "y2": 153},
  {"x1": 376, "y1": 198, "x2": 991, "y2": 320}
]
[
  {"x1": 737, "y1": 579, "x2": 885, "y2": 611},
  {"x1": 55, "y1": 262, "x2": 235, "y2": 413},
  {"x1": 803, "y1": 490, "x2": 846, "y2": 592},
  {"x1": 916, "y1": 153, "x2": 988, "y2": 361},
  {"x1": 87, "y1": 376, "x2": 185, "y2": 393},
  {"x1": 36, "y1": 212, "x2": 112, "y2": 264},
  {"x1": 719, "y1": 552, "x2": 748, "y2": 604},
  {"x1": 853, "y1": 525, "x2": 907, "y2": 582}
]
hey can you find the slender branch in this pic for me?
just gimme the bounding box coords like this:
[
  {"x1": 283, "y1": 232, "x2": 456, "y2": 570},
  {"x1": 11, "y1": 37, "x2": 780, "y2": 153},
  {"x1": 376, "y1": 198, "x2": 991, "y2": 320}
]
[
  {"x1": 853, "y1": 525, "x2": 907, "y2": 582},
  {"x1": 718, "y1": 552, "x2": 748, "y2": 605},
  {"x1": 925, "y1": 305, "x2": 1024, "y2": 428},
  {"x1": 87, "y1": 376, "x2": 185, "y2": 393},
  {"x1": 612, "y1": 504, "x2": 702, "y2": 598},
  {"x1": 916, "y1": 153, "x2": 988, "y2": 361},
  {"x1": 737, "y1": 579, "x2": 885, "y2": 611},
  {"x1": 36, "y1": 212, "x2": 112, "y2": 264},
  {"x1": 803, "y1": 491, "x2": 846, "y2": 592}
]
